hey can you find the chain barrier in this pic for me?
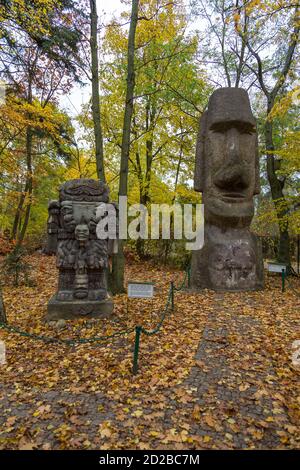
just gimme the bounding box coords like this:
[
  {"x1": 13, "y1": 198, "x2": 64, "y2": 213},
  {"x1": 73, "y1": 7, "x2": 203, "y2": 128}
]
[
  {"x1": 0, "y1": 266, "x2": 191, "y2": 374},
  {"x1": 283, "y1": 270, "x2": 300, "y2": 297},
  {"x1": 133, "y1": 284, "x2": 173, "y2": 374},
  {"x1": 133, "y1": 265, "x2": 190, "y2": 374},
  {"x1": 173, "y1": 264, "x2": 191, "y2": 291},
  {"x1": 0, "y1": 321, "x2": 134, "y2": 346}
]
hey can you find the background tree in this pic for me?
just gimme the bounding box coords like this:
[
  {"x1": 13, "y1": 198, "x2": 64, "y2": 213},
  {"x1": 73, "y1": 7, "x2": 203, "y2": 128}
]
[
  {"x1": 89, "y1": 0, "x2": 105, "y2": 182},
  {"x1": 191, "y1": 0, "x2": 300, "y2": 267},
  {"x1": 0, "y1": 0, "x2": 83, "y2": 78},
  {"x1": 111, "y1": 0, "x2": 139, "y2": 293},
  {"x1": 0, "y1": 30, "x2": 74, "y2": 243}
]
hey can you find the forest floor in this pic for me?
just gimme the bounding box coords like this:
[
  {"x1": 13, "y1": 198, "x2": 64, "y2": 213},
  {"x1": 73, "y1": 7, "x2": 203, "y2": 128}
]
[{"x1": 0, "y1": 253, "x2": 299, "y2": 450}]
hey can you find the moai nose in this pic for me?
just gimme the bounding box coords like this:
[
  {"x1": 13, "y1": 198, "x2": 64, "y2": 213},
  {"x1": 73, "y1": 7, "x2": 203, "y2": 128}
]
[
  {"x1": 214, "y1": 165, "x2": 248, "y2": 192},
  {"x1": 226, "y1": 128, "x2": 240, "y2": 165},
  {"x1": 214, "y1": 128, "x2": 249, "y2": 191}
]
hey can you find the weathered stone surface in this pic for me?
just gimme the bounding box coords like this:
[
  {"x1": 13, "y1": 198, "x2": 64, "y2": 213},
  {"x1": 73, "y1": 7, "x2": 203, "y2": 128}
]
[
  {"x1": 191, "y1": 88, "x2": 264, "y2": 291},
  {"x1": 47, "y1": 297, "x2": 114, "y2": 320},
  {"x1": 46, "y1": 178, "x2": 114, "y2": 320}
]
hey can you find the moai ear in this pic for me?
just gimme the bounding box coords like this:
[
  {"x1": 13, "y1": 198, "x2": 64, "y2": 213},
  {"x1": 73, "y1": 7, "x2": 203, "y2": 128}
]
[
  {"x1": 254, "y1": 131, "x2": 260, "y2": 195},
  {"x1": 194, "y1": 111, "x2": 207, "y2": 193}
]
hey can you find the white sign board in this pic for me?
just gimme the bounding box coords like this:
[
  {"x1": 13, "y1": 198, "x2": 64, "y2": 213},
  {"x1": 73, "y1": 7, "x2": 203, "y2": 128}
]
[
  {"x1": 267, "y1": 262, "x2": 287, "y2": 273},
  {"x1": 128, "y1": 282, "x2": 154, "y2": 299}
]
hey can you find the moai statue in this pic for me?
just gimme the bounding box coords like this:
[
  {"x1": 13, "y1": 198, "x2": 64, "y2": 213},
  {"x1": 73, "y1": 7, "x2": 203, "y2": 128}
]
[
  {"x1": 45, "y1": 200, "x2": 60, "y2": 255},
  {"x1": 46, "y1": 179, "x2": 114, "y2": 320},
  {"x1": 191, "y1": 88, "x2": 264, "y2": 291}
]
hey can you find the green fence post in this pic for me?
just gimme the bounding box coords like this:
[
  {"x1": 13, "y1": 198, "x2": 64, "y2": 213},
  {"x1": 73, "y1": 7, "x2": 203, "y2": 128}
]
[
  {"x1": 187, "y1": 265, "x2": 191, "y2": 288},
  {"x1": 171, "y1": 282, "x2": 174, "y2": 311},
  {"x1": 133, "y1": 326, "x2": 142, "y2": 375},
  {"x1": 281, "y1": 269, "x2": 285, "y2": 293}
]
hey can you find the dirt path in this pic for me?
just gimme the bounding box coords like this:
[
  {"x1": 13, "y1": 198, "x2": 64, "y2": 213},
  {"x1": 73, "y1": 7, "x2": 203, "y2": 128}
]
[{"x1": 185, "y1": 292, "x2": 296, "y2": 449}]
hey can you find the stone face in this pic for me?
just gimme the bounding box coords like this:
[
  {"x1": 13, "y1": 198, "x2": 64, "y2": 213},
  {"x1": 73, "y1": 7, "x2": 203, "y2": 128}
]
[
  {"x1": 46, "y1": 178, "x2": 114, "y2": 320},
  {"x1": 44, "y1": 200, "x2": 60, "y2": 255},
  {"x1": 191, "y1": 88, "x2": 264, "y2": 291},
  {"x1": 191, "y1": 225, "x2": 264, "y2": 291}
]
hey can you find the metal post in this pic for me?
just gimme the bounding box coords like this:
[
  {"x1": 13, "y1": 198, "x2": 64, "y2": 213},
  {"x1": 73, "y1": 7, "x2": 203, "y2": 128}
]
[
  {"x1": 133, "y1": 326, "x2": 142, "y2": 375},
  {"x1": 297, "y1": 234, "x2": 299, "y2": 275},
  {"x1": 187, "y1": 265, "x2": 191, "y2": 288},
  {"x1": 281, "y1": 269, "x2": 285, "y2": 293},
  {"x1": 171, "y1": 281, "x2": 174, "y2": 311}
]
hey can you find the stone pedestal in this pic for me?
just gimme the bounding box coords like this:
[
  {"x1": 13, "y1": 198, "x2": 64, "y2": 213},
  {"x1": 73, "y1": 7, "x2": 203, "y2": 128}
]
[
  {"x1": 47, "y1": 297, "x2": 114, "y2": 320},
  {"x1": 191, "y1": 225, "x2": 264, "y2": 291}
]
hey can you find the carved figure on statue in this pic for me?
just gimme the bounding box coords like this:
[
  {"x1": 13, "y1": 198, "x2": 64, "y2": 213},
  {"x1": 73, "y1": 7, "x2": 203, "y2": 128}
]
[{"x1": 46, "y1": 179, "x2": 114, "y2": 320}]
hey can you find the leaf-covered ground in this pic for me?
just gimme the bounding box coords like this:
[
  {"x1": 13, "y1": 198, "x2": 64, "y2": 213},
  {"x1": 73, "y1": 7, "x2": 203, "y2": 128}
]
[{"x1": 0, "y1": 253, "x2": 299, "y2": 450}]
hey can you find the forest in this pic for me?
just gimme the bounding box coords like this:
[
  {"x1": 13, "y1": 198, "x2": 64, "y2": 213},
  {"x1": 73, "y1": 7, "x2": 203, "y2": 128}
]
[
  {"x1": 0, "y1": 0, "x2": 299, "y2": 453},
  {"x1": 0, "y1": 0, "x2": 299, "y2": 265}
]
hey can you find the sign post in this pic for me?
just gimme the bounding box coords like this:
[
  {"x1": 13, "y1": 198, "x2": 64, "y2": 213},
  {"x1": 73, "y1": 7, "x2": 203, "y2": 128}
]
[
  {"x1": 127, "y1": 281, "x2": 155, "y2": 322},
  {"x1": 267, "y1": 262, "x2": 287, "y2": 293},
  {"x1": 127, "y1": 282, "x2": 154, "y2": 299},
  {"x1": 282, "y1": 269, "x2": 285, "y2": 293},
  {"x1": 267, "y1": 262, "x2": 287, "y2": 274},
  {"x1": 128, "y1": 282, "x2": 155, "y2": 375}
]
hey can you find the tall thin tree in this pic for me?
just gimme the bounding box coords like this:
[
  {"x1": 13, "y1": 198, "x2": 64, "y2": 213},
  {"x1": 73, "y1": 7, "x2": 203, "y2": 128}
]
[
  {"x1": 90, "y1": 0, "x2": 105, "y2": 182},
  {"x1": 242, "y1": 6, "x2": 299, "y2": 267},
  {"x1": 111, "y1": 0, "x2": 139, "y2": 293}
]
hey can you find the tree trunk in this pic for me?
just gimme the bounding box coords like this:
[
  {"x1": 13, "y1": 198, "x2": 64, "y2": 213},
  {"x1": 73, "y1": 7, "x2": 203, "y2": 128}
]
[
  {"x1": 118, "y1": 0, "x2": 139, "y2": 197},
  {"x1": 111, "y1": 0, "x2": 139, "y2": 293},
  {"x1": 110, "y1": 251, "x2": 126, "y2": 295},
  {"x1": 163, "y1": 122, "x2": 184, "y2": 265},
  {"x1": 239, "y1": 6, "x2": 299, "y2": 270},
  {"x1": 90, "y1": 0, "x2": 105, "y2": 182},
  {"x1": 265, "y1": 103, "x2": 291, "y2": 267},
  {"x1": 11, "y1": 183, "x2": 26, "y2": 241},
  {"x1": 18, "y1": 127, "x2": 33, "y2": 244},
  {"x1": 136, "y1": 97, "x2": 155, "y2": 259}
]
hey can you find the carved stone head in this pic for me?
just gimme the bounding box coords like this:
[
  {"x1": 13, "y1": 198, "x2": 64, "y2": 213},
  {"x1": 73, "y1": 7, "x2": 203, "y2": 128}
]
[
  {"x1": 47, "y1": 200, "x2": 60, "y2": 232},
  {"x1": 75, "y1": 223, "x2": 90, "y2": 243},
  {"x1": 195, "y1": 88, "x2": 260, "y2": 227},
  {"x1": 59, "y1": 179, "x2": 109, "y2": 234},
  {"x1": 47, "y1": 178, "x2": 114, "y2": 320}
]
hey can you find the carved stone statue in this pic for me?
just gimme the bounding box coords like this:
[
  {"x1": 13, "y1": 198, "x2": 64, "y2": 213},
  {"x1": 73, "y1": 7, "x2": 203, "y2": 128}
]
[
  {"x1": 191, "y1": 88, "x2": 264, "y2": 291},
  {"x1": 46, "y1": 178, "x2": 114, "y2": 320}
]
